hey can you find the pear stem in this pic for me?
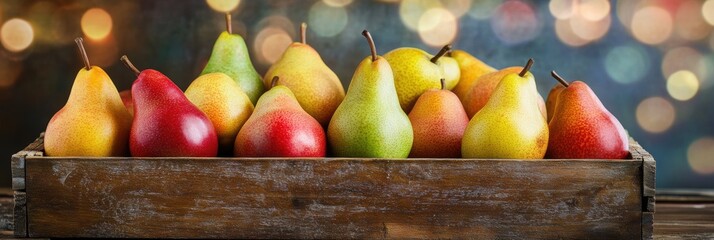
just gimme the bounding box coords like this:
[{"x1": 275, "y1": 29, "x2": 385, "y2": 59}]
[
  {"x1": 271, "y1": 76, "x2": 279, "y2": 88},
  {"x1": 519, "y1": 58, "x2": 534, "y2": 77},
  {"x1": 440, "y1": 78, "x2": 445, "y2": 90},
  {"x1": 300, "y1": 22, "x2": 307, "y2": 44},
  {"x1": 550, "y1": 71, "x2": 570, "y2": 87},
  {"x1": 430, "y1": 44, "x2": 452, "y2": 63},
  {"x1": 74, "y1": 37, "x2": 91, "y2": 70},
  {"x1": 225, "y1": 13, "x2": 232, "y2": 34},
  {"x1": 362, "y1": 30, "x2": 377, "y2": 62},
  {"x1": 120, "y1": 55, "x2": 141, "y2": 76}
]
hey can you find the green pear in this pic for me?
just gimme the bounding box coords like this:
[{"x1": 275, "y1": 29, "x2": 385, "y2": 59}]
[
  {"x1": 437, "y1": 55, "x2": 461, "y2": 90},
  {"x1": 328, "y1": 30, "x2": 413, "y2": 158},
  {"x1": 462, "y1": 59, "x2": 549, "y2": 159},
  {"x1": 263, "y1": 23, "x2": 345, "y2": 126},
  {"x1": 201, "y1": 13, "x2": 264, "y2": 104},
  {"x1": 384, "y1": 45, "x2": 451, "y2": 112},
  {"x1": 185, "y1": 72, "x2": 254, "y2": 154}
]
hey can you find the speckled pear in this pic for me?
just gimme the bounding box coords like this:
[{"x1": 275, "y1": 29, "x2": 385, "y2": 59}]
[
  {"x1": 462, "y1": 66, "x2": 547, "y2": 118},
  {"x1": 328, "y1": 30, "x2": 413, "y2": 158},
  {"x1": 44, "y1": 38, "x2": 132, "y2": 157},
  {"x1": 437, "y1": 55, "x2": 460, "y2": 90},
  {"x1": 545, "y1": 71, "x2": 629, "y2": 159},
  {"x1": 384, "y1": 45, "x2": 452, "y2": 112},
  {"x1": 462, "y1": 59, "x2": 549, "y2": 159},
  {"x1": 408, "y1": 79, "x2": 468, "y2": 158},
  {"x1": 450, "y1": 50, "x2": 496, "y2": 101},
  {"x1": 546, "y1": 82, "x2": 566, "y2": 122},
  {"x1": 262, "y1": 23, "x2": 345, "y2": 126},
  {"x1": 201, "y1": 14, "x2": 264, "y2": 104},
  {"x1": 185, "y1": 72, "x2": 254, "y2": 154}
]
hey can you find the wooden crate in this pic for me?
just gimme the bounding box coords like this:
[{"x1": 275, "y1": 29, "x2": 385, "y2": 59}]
[{"x1": 12, "y1": 133, "x2": 655, "y2": 239}]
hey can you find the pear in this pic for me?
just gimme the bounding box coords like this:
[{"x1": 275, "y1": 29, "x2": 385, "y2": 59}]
[
  {"x1": 201, "y1": 13, "x2": 264, "y2": 104},
  {"x1": 462, "y1": 66, "x2": 546, "y2": 118},
  {"x1": 546, "y1": 71, "x2": 629, "y2": 159},
  {"x1": 437, "y1": 55, "x2": 461, "y2": 90},
  {"x1": 462, "y1": 59, "x2": 549, "y2": 159},
  {"x1": 185, "y1": 72, "x2": 254, "y2": 155},
  {"x1": 328, "y1": 30, "x2": 413, "y2": 158},
  {"x1": 119, "y1": 89, "x2": 134, "y2": 117},
  {"x1": 408, "y1": 79, "x2": 469, "y2": 158},
  {"x1": 121, "y1": 56, "x2": 218, "y2": 157},
  {"x1": 45, "y1": 38, "x2": 132, "y2": 156},
  {"x1": 384, "y1": 45, "x2": 451, "y2": 112},
  {"x1": 263, "y1": 23, "x2": 345, "y2": 126},
  {"x1": 546, "y1": 83, "x2": 566, "y2": 122},
  {"x1": 235, "y1": 77, "x2": 326, "y2": 157},
  {"x1": 450, "y1": 50, "x2": 496, "y2": 102}
]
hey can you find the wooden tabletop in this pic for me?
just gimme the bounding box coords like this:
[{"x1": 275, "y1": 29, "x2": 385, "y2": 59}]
[{"x1": 1, "y1": 189, "x2": 712, "y2": 239}]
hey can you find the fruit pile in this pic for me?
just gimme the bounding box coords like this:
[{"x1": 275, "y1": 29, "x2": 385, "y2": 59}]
[{"x1": 44, "y1": 14, "x2": 629, "y2": 160}]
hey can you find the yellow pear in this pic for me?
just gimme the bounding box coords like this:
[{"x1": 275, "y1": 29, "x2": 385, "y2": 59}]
[
  {"x1": 44, "y1": 38, "x2": 132, "y2": 156},
  {"x1": 263, "y1": 23, "x2": 345, "y2": 126},
  {"x1": 462, "y1": 59, "x2": 548, "y2": 159},
  {"x1": 450, "y1": 50, "x2": 497, "y2": 102},
  {"x1": 384, "y1": 45, "x2": 451, "y2": 112},
  {"x1": 438, "y1": 56, "x2": 461, "y2": 90},
  {"x1": 185, "y1": 72, "x2": 254, "y2": 154}
]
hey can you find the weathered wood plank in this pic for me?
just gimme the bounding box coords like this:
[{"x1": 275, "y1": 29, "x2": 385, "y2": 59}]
[
  {"x1": 13, "y1": 192, "x2": 26, "y2": 237},
  {"x1": 11, "y1": 134, "x2": 44, "y2": 191},
  {"x1": 25, "y1": 157, "x2": 643, "y2": 239}
]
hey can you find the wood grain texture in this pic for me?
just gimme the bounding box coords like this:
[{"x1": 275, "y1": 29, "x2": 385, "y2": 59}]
[
  {"x1": 13, "y1": 192, "x2": 26, "y2": 237},
  {"x1": 11, "y1": 134, "x2": 44, "y2": 191},
  {"x1": 629, "y1": 139, "x2": 655, "y2": 239},
  {"x1": 25, "y1": 157, "x2": 644, "y2": 239}
]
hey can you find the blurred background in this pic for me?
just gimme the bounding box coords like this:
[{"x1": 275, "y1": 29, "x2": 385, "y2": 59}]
[{"x1": 0, "y1": 0, "x2": 712, "y2": 189}]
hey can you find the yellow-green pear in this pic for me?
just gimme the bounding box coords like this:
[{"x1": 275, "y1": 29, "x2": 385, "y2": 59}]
[
  {"x1": 185, "y1": 72, "x2": 254, "y2": 154},
  {"x1": 450, "y1": 50, "x2": 497, "y2": 102},
  {"x1": 44, "y1": 38, "x2": 132, "y2": 156},
  {"x1": 462, "y1": 59, "x2": 549, "y2": 159},
  {"x1": 263, "y1": 23, "x2": 345, "y2": 126},
  {"x1": 328, "y1": 30, "x2": 413, "y2": 158},
  {"x1": 384, "y1": 45, "x2": 452, "y2": 112}
]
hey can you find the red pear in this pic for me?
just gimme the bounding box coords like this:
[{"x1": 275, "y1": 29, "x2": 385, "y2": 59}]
[
  {"x1": 235, "y1": 77, "x2": 326, "y2": 157},
  {"x1": 121, "y1": 56, "x2": 218, "y2": 157},
  {"x1": 119, "y1": 89, "x2": 134, "y2": 116},
  {"x1": 546, "y1": 71, "x2": 629, "y2": 159},
  {"x1": 545, "y1": 83, "x2": 565, "y2": 122}
]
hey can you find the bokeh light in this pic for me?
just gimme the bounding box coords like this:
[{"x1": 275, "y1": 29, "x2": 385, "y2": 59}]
[
  {"x1": 555, "y1": 18, "x2": 589, "y2": 47},
  {"x1": 616, "y1": 0, "x2": 639, "y2": 29},
  {"x1": 667, "y1": 70, "x2": 699, "y2": 101},
  {"x1": 604, "y1": 44, "x2": 650, "y2": 84},
  {"x1": 631, "y1": 6, "x2": 672, "y2": 45},
  {"x1": 0, "y1": 18, "x2": 34, "y2": 52},
  {"x1": 696, "y1": 55, "x2": 714, "y2": 89},
  {"x1": 206, "y1": 0, "x2": 240, "y2": 12},
  {"x1": 636, "y1": 97, "x2": 675, "y2": 133},
  {"x1": 254, "y1": 27, "x2": 292, "y2": 65},
  {"x1": 0, "y1": 58, "x2": 23, "y2": 88},
  {"x1": 491, "y1": 0, "x2": 540, "y2": 45},
  {"x1": 442, "y1": 0, "x2": 471, "y2": 18},
  {"x1": 468, "y1": 0, "x2": 502, "y2": 20},
  {"x1": 703, "y1": 0, "x2": 714, "y2": 25},
  {"x1": 85, "y1": 34, "x2": 120, "y2": 67},
  {"x1": 687, "y1": 137, "x2": 714, "y2": 175},
  {"x1": 549, "y1": 0, "x2": 577, "y2": 20},
  {"x1": 399, "y1": 0, "x2": 441, "y2": 31},
  {"x1": 81, "y1": 8, "x2": 112, "y2": 41},
  {"x1": 418, "y1": 8, "x2": 457, "y2": 47},
  {"x1": 674, "y1": 0, "x2": 711, "y2": 41},
  {"x1": 308, "y1": 1, "x2": 348, "y2": 37},
  {"x1": 710, "y1": 33, "x2": 714, "y2": 50},
  {"x1": 578, "y1": 0, "x2": 610, "y2": 21},
  {"x1": 570, "y1": 12, "x2": 611, "y2": 41},
  {"x1": 323, "y1": 0, "x2": 353, "y2": 7},
  {"x1": 661, "y1": 47, "x2": 704, "y2": 81}
]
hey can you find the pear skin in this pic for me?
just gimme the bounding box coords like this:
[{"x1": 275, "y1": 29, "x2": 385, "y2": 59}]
[
  {"x1": 546, "y1": 83, "x2": 565, "y2": 122},
  {"x1": 437, "y1": 56, "x2": 461, "y2": 90},
  {"x1": 463, "y1": 66, "x2": 546, "y2": 118},
  {"x1": 408, "y1": 80, "x2": 468, "y2": 158},
  {"x1": 201, "y1": 14, "x2": 264, "y2": 104},
  {"x1": 45, "y1": 38, "x2": 131, "y2": 157},
  {"x1": 384, "y1": 45, "x2": 451, "y2": 112},
  {"x1": 328, "y1": 30, "x2": 413, "y2": 158},
  {"x1": 185, "y1": 72, "x2": 254, "y2": 154},
  {"x1": 462, "y1": 59, "x2": 548, "y2": 159},
  {"x1": 450, "y1": 50, "x2": 497, "y2": 101},
  {"x1": 263, "y1": 23, "x2": 345, "y2": 126},
  {"x1": 235, "y1": 80, "x2": 325, "y2": 157},
  {"x1": 546, "y1": 72, "x2": 629, "y2": 159}
]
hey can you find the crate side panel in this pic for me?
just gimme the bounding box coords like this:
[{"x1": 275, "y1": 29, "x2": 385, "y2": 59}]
[{"x1": 26, "y1": 158, "x2": 642, "y2": 239}]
